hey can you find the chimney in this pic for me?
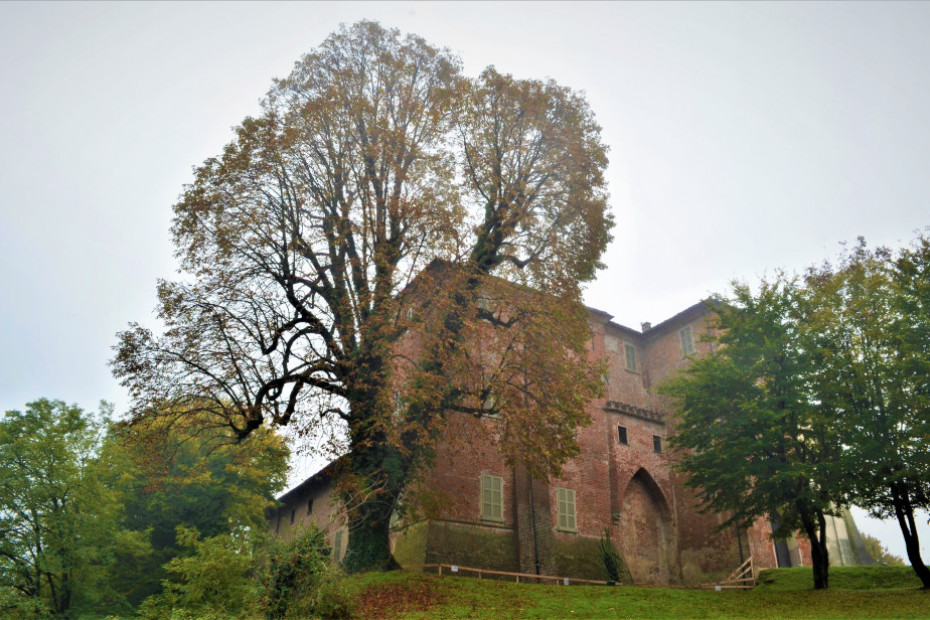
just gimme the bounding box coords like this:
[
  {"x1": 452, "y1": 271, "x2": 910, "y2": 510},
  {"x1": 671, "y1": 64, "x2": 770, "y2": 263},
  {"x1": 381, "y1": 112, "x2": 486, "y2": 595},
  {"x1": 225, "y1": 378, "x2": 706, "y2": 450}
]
[{"x1": 641, "y1": 322, "x2": 652, "y2": 332}]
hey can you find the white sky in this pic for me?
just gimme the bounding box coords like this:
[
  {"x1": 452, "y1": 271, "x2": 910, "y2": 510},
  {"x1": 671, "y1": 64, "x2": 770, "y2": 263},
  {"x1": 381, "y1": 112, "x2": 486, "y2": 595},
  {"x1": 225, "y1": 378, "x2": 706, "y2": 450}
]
[{"x1": 1, "y1": 1, "x2": 928, "y2": 563}]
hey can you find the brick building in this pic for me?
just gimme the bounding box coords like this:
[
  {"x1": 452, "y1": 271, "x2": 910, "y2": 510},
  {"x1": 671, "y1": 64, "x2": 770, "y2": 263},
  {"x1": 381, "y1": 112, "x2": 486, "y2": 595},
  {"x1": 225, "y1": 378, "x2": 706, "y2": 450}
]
[{"x1": 271, "y1": 301, "x2": 870, "y2": 584}]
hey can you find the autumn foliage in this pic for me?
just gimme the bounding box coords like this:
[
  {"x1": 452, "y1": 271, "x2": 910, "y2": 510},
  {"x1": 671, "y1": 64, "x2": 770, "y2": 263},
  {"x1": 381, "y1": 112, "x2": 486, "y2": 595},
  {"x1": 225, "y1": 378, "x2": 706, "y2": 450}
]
[{"x1": 113, "y1": 21, "x2": 613, "y2": 571}]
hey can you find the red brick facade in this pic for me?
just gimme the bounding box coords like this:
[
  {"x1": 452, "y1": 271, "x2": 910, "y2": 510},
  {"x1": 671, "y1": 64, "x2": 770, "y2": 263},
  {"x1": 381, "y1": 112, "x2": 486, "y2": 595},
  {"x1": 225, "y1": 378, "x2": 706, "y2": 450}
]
[{"x1": 272, "y1": 300, "x2": 864, "y2": 584}]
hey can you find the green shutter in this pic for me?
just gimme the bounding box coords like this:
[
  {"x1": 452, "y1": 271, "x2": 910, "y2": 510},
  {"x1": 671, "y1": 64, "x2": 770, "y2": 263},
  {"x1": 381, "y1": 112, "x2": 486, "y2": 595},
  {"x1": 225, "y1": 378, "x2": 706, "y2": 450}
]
[
  {"x1": 624, "y1": 343, "x2": 637, "y2": 372},
  {"x1": 481, "y1": 475, "x2": 503, "y2": 521},
  {"x1": 679, "y1": 325, "x2": 695, "y2": 355},
  {"x1": 556, "y1": 488, "x2": 577, "y2": 531}
]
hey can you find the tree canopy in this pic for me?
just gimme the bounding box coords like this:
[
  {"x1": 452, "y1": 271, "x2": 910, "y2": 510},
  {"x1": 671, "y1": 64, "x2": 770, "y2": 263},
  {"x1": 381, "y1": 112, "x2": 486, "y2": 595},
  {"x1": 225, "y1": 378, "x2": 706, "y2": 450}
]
[
  {"x1": 0, "y1": 399, "x2": 128, "y2": 615},
  {"x1": 0, "y1": 398, "x2": 290, "y2": 616},
  {"x1": 113, "y1": 21, "x2": 613, "y2": 571},
  {"x1": 100, "y1": 412, "x2": 289, "y2": 607},
  {"x1": 660, "y1": 280, "x2": 843, "y2": 589},
  {"x1": 803, "y1": 237, "x2": 930, "y2": 588},
  {"x1": 662, "y1": 232, "x2": 930, "y2": 590}
]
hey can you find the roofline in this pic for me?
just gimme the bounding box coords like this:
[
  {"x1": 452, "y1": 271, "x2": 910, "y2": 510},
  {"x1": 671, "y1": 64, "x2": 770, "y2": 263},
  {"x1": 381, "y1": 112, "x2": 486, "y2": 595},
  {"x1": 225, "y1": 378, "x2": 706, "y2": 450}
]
[
  {"x1": 591, "y1": 298, "x2": 722, "y2": 340},
  {"x1": 586, "y1": 306, "x2": 614, "y2": 324},
  {"x1": 604, "y1": 320, "x2": 642, "y2": 337},
  {"x1": 275, "y1": 457, "x2": 343, "y2": 504},
  {"x1": 645, "y1": 299, "x2": 720, "y2": 337}
]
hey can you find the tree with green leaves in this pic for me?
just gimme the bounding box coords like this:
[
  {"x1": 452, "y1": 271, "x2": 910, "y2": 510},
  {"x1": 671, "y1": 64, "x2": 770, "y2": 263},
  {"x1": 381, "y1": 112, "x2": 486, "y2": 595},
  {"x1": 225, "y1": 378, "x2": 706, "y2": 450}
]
[
  {"x1": 136, "y1": 526, "x2": 258, "y2": 619},
  {"x1": 803, "y1": 236, "x2": 930, "y2": 588},
  {"x1": 113, "y1": 21, "x2": 611, "y2": 572},
  {"x1": 0, "y1": 399, "x2": 129, "y2": 615},
  {"x1": 660, "y1": 280, "x2": 844, "y2": 589},
  {"x1": 100, "y1": 412, "x2": 289, "y2": 607},
  {"x1": 860, "y1": 533, "x2": 906, "y2": 566}
]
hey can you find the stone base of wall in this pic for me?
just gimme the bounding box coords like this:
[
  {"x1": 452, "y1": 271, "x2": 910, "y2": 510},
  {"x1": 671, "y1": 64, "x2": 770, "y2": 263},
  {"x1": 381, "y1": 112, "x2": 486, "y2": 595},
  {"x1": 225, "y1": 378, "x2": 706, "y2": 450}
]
[
  {"x1": 394, "y1": 521, "x2": 519, "y2": 572},
  {"x1": 395, "y1": 520, "x2": 646, "y2": 583},
  {"x1": 392, "y1": 521, "x2": 430, "y2": 567},
  {"x1": 551, "y1": 535, "x2": 633, "y2": 583}
]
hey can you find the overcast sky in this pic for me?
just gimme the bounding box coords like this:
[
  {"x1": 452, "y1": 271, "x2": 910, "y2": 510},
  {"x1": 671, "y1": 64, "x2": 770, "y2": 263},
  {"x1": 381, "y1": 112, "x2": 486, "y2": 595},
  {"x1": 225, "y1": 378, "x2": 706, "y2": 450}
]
[{"x1": 1, "y1": 2, "x2": 928, "y2": 562}]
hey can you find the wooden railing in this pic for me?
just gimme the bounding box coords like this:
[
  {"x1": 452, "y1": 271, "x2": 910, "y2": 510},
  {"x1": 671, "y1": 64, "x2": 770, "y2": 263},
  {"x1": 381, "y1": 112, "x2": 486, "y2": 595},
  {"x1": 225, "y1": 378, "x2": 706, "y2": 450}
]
[
  {"x1": 703, "y1": 557, "x2": 755, "y2": 590},
  {"x1": 403, "y1": 563, "x2": 613, "y2": 586},
  {"x1": 405, "y1": 557, "x2": 758, "y2": 590}
]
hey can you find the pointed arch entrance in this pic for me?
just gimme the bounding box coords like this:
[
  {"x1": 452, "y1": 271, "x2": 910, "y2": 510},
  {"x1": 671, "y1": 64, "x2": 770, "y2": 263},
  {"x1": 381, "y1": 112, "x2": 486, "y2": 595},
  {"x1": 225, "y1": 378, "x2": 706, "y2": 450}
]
[{"x1": 616, "y1": 468, "x2": 673, "y2": 585}]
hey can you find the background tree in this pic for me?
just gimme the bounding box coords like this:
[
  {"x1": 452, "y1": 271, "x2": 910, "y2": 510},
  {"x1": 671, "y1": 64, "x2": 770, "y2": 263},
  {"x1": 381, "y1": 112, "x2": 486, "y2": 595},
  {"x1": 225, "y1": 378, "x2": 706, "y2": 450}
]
[
  {"x1": 803, "y1": 237, "x2": 930, "y2": 588},
  {"x1": 135, "y1": 526, "x2": 258, "y2": 619},
  {"x1": 660, "y1": 280, "x2": 843, "y2": 589},
  {"x1": 860, "y1": 533, "x2": 906, "y2": 566},
  {"x1": 113, "y1": 21, "x2": 612, "y2": 572},
  {"x1": 100, "y1": 411, "x2": 289, "y2": 607},
  {"x1": 0, "y1": 399, "x2": 131, "y2": 615}
]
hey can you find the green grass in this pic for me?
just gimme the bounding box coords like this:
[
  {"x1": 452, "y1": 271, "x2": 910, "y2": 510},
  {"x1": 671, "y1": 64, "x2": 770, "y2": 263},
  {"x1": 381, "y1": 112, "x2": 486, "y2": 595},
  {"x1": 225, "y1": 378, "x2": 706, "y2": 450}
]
[
  {"x1": 346, "y1": 566, "x2": 929, "y2": 619},
  {"x1": 755, "y1": 566, "x2": 922, "y2": 591}
]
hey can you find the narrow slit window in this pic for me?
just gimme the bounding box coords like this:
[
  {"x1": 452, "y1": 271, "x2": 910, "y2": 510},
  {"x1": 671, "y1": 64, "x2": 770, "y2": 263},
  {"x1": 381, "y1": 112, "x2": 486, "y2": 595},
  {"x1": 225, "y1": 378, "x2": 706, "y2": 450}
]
[
  {"x1": 618, "y1": 426, "x2": 628, "y2": 445},
  {"x1": 653, "y1": 435, "x2": 663, "y2": 453}
]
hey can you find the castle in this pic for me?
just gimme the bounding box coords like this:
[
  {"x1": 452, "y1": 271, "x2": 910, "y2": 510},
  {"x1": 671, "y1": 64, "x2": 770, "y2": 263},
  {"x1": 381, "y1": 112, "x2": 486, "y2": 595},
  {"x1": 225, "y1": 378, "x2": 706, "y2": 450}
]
[{"x1": 270, "y1": 301, "x2": 869, "y2": 584}]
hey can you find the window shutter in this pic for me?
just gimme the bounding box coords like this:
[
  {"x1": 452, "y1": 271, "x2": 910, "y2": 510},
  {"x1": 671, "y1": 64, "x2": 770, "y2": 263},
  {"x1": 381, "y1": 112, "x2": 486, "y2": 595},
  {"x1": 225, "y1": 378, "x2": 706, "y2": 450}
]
[
  {"x1": 481, "y1": 475, "x2": 503, "y2": 521},
  {"x1": 679, "y1": 325, "x2": 695, "y2": 355},
  {"x1": 556, "y1": 488, "x2": 577, "y2": 531},
  {"x1": 624, "y1": 343, "x2": 637, "y2": 372}
]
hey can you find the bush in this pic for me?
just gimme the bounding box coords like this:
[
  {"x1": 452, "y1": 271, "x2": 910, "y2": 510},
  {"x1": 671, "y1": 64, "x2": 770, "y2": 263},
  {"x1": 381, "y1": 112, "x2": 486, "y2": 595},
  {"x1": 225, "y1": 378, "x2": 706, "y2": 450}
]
[
  {"x1": 598, "y1": 527, "x2": 625, "y2": 584},
  {"x1": 0, "y1": 587, "x2": 47, "y2": 619},
  {"x1": 137, "y1": 526, "x2": 259, "y2": 619},
  {"x1": 259, "y1": 525, "x2": 353, "y2": 619}
]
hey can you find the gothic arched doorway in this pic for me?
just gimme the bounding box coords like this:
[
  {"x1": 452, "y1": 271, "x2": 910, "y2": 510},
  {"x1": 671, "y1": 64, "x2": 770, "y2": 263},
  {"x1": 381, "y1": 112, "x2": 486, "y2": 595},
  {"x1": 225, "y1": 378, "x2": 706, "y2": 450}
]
[{"x1": 616, "y1": 468, "x2": 672, "y2": 585}]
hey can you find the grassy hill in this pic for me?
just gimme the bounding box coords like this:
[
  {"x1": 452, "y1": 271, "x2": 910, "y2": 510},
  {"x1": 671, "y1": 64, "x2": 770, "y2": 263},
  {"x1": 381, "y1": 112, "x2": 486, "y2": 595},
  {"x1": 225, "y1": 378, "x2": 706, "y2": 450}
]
[{"x1": 345, "y1": 566, "x2": 927, "y2": 619}]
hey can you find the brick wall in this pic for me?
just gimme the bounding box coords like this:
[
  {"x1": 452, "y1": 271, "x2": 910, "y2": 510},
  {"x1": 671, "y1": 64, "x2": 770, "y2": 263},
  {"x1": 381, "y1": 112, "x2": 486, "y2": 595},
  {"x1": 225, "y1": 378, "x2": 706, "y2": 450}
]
[
  {"x1": 273, "y1": 301, "x2": 774, "y2": 584},
  {"x1": 397, "y1": 301, "x2": 748, "y2": 585}
]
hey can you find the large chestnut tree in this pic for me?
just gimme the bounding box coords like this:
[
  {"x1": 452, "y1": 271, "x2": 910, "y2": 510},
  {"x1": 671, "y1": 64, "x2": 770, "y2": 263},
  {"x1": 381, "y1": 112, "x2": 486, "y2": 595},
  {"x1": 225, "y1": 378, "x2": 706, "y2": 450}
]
[{"x1": 113, "y1": 21, "x2": 612, "y2": 572}]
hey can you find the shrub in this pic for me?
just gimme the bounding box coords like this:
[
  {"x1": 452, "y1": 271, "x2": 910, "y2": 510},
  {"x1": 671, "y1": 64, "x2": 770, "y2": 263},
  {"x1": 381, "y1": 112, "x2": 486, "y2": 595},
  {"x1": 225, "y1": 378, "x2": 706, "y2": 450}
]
[
  {"x1": 259, "y1": 525, "x2": 353, "y2": 619},
  {"x1": 137, "y1": 526, "x2": 259, "y2": 619},
  {"x1": 598, "y1": 527, "x2": 625, "y2": 584}
]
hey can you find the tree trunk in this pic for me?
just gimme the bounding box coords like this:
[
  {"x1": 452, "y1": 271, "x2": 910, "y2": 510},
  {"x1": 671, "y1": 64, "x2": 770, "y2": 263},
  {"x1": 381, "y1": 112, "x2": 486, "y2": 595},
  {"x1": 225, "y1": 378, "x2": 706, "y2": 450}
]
[
  {"x1": 338, "y1": 269, "x2": 486, "y2": 573},
  {"x1": 340, "y1": 391, "x2": 406, "y2": 574},
  {"x1": 342, "y1": 485, "x2": 402, "y2": 574},
  {"x1": 798, "y1": 503, "x2": 830, "y2": 590},
  {"x1": 891, "y1": 483, "x2": 930, "y2": 589}
]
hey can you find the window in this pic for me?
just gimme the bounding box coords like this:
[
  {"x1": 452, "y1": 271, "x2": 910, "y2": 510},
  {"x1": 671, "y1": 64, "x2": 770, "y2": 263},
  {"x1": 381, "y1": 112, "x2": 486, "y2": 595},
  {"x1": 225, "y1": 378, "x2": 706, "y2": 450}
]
[
  {"x1": 624, "y1": 343, "x2": 637, "y2": 372},
  {"x1": 556, "y1": 488, "x2": 577, "y2": 532},
  {"x1": 333, "y1": 530, "x2": 343, "y2": 562},
  {"x1": 653, "y1": 435, "x2": 663, "y2": 453},
  {"x1": 617, "y1": 425, "x2": 628, "y2": 445},
  {"x1": 679, "y1": 325, "x2": 695, "y2": 356},
  {"x1": 307, "y1": 498, "x2": 313, "y2": 514},
  {"x1": 290, "y1": 509, "x2": 296, "y2": 524},
  {"x1": 480, "y1": 474, "x2": 503, "y2": 522}
]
